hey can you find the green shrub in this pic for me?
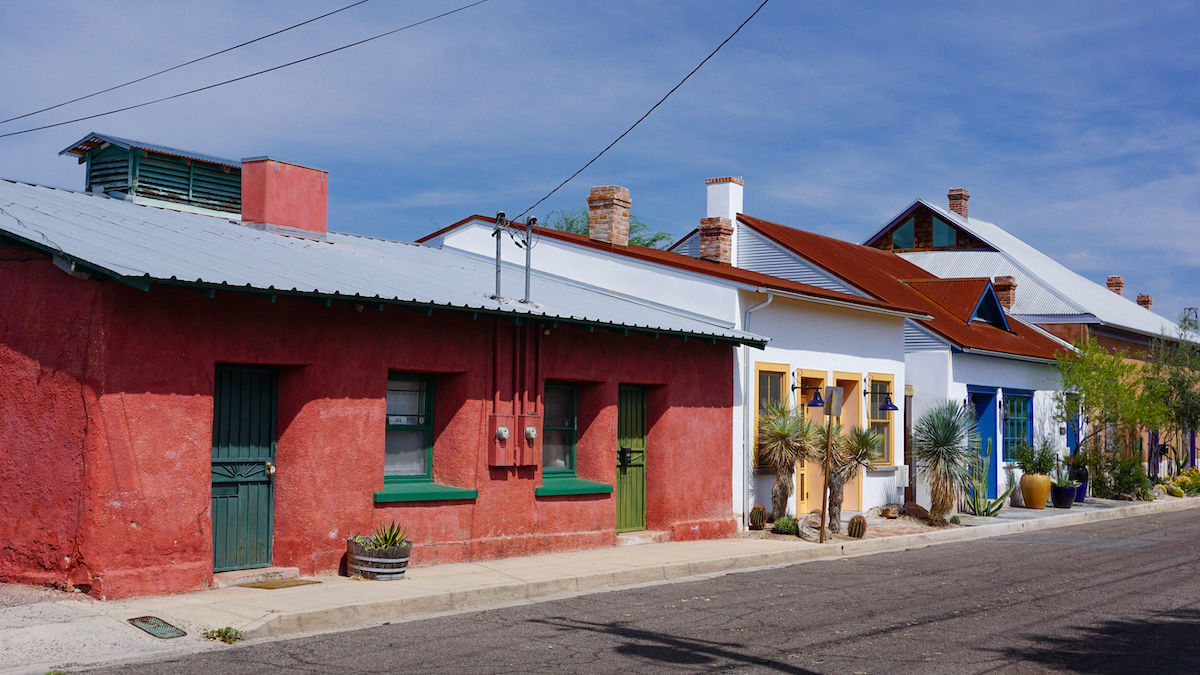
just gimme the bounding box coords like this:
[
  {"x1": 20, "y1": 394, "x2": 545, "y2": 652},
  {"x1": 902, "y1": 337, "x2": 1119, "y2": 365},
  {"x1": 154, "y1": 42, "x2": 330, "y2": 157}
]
[
  {"x1": 1091, "y1": 451, "x2": 1153, "y2": 501},
  {"x1": 771, "y1": 516, "x2": 798, "y2": 535},
  {"x1": 1013, "y1": 438, "x2": 1056, "y2": 474},
  {"x1": 949, "y1": 515, "x2": 961, "y2": 525}
]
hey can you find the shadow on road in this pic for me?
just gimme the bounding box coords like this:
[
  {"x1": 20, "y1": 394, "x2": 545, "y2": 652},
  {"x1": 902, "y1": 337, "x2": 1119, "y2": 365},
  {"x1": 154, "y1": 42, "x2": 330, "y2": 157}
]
[
  {"x1": 532, "y1": 617, "x2": 819, "y2": 674},
  {"x1": 990, "y1": 607, "x2": 1200, "y2": 674}
]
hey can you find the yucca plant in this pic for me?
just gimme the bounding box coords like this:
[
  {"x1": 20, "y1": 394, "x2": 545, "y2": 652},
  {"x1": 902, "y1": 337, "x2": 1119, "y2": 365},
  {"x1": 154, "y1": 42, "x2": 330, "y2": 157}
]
[
  {"x1": 758, "y1": 399, "x2": 820, "y2": 520},
  {"x1": 964, "y1": 441, "x2": 1016, "y2": 517},
  {"x1": 821, "y1": 424, "x2": 881, "y2": 534},
  {"x1": 913, "y1": 400, "x2": 978, "y2": 521}
]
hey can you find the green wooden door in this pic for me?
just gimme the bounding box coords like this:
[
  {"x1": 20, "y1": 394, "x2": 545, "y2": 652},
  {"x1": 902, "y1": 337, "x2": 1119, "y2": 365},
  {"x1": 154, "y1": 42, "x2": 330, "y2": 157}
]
[
  {"x1": 616, "y1": 385, "x2": 647, "y2": 532},
  {"x1": 211, "y1": 365, "x2": 277, "y2": 572}
]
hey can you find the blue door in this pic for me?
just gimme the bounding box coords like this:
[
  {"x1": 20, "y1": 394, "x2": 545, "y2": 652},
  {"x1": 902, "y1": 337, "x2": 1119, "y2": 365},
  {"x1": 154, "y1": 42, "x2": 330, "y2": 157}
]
[{"x1": 970, "y1": 389, "x2": 998, "y2": 499}]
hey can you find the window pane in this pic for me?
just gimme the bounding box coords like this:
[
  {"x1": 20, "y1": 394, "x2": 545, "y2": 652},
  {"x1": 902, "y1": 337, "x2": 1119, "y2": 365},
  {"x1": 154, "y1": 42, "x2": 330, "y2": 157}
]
[
  {"x1": 892, "y1": 218, "x2": 914, "y2": 249},
  {"x1": 543, "y1": 429, "x2": 572, "y2": 470},
  {"x1": 387, "y1": 380, "x2": 426, "y2": 425},
  {"x1": 758, "y1": 371, "x2": 783, "y2": 415},
  {"x1": 870, "y1": 421, "x2": 889, "y2": 462},
  {"x1": 869, "y1": 381, "x2": 890, "y2": 421},
  {"x1": 1002, "y1": 396, "x2": 1031, "y2": 461},
  {"x1": 933, "y1": 216, "x2": 956, "y2": 247},
  {"x1": 385, "y1": 429, "x2": 427, "y2": 475},
  {"x1": 544, "y1": 387, "x2": 572, "y2": 428}
]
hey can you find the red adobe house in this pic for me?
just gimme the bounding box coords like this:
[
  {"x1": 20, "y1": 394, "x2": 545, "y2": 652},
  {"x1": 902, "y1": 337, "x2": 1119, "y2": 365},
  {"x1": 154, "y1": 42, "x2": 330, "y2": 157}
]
[{"x1": 0, "y1": 135, "x2": 763, "y2": 599}]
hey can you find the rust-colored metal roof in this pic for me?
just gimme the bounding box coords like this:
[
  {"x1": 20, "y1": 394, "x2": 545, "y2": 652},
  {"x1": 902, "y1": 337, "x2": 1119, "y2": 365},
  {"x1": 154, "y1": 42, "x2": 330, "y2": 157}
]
[
  {"x1": 902, "y1": 278, "x2": 993, "y2": 323},
  {"x1": 420, "y1": 216, "x2": 931, "y2": 319},
  {"x1": 738, "y1": 215, "x2": 1066, "y2": 361}
]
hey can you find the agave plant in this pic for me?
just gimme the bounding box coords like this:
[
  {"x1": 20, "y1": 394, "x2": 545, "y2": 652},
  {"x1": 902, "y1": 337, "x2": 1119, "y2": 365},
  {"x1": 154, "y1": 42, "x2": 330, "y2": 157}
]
[
  {"x1": 913, "y1": 400, "x2": 978, "y2": 521},
  {"x1": 964, "y1": 441, "x2": 1016, "y2": 517},
  {"x1": 758, "y1": 399, "x2": 820, "y2": 520},
  {"x1": 351, "y1": 520, "x2": 408, "y2": 550},
  {"x1": 822, "y1": 424, "x2": 881, "y2": 534}
]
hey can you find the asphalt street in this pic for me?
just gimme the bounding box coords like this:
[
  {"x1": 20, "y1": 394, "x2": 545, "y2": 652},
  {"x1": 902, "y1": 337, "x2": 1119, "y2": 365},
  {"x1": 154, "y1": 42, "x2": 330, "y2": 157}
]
[{"x1": 91, "y1": 510, "x2": 1200, "y2": 674}]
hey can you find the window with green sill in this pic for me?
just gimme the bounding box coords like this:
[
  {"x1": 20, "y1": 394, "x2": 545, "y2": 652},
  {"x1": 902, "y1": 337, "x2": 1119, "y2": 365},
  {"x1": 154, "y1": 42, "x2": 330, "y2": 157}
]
[
  {"x1": 543, "y1": 384, "x2": 577, "y2": 478},
  {"x1": 1002, "y1": 393, "x2": 1032, "y2": 462},
  {"x1": 385, "y1": 374, "x2": 434, "y2": 481}
]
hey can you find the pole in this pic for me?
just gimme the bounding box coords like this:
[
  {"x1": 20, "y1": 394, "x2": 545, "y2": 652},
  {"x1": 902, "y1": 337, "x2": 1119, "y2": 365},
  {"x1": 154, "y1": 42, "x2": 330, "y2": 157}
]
[
  {"x1": 819, "y1": 415, "x2": 832, "y2": 544},
  {"x1": 493, "y1": 213, "x2": 504, "y2": 299},
  {"x1": 523, "y1": 217, "x2": 535, "y2": 303}
]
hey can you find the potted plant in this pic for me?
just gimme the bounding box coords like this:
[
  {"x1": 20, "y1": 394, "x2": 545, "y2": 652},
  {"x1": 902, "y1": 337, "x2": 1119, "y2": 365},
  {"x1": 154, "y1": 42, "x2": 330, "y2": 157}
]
[
  {"x1": 347, "y1": 521, "x2": 413, "y2": 580},
  {"x1": 1063, "y1": 451, "x2": 1089, "y2": 503},
  {"x1": 1050, "y1": 465, "x2": 1081, "y2": 508},
  {"x1": 1013, "y1": 438, "x2": 1056, "y2": 509}
]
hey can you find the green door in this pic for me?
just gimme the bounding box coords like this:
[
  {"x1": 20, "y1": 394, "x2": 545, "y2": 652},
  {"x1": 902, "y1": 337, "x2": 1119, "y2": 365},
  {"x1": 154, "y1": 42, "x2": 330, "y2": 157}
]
[
  {"x1": 616, "y1": 385, "x2": 647, "y2": 532},
  {"x1": 211, "y1": 365, "x2": 277, "y2": 572}
]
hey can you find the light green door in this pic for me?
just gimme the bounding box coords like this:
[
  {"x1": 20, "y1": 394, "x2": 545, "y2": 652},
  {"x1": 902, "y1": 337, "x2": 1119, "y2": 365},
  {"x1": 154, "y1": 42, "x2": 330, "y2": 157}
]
[
  {"x1": 211, "y1": 365, "x2": 277, "y2": 572},
  {"x1": 616, "y1": 385, "x2": 647, "y2": 532}
]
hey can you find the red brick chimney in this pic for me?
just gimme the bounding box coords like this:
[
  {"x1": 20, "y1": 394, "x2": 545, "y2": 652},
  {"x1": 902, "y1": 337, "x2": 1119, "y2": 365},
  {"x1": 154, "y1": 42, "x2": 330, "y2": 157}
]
[
  {"x1": 699, "y1": 217, "x2": 733, "y2": 265},
  {"x1": 948, "y1": 188, "x2": 970, "y2": 218},
  {"x1": 1137, "y1": 294, "x2": 1153, "y2": 310},
  {"x1": 587, "y1": 186, "x2": 630, "y2": 247},
  {"x1": 993, "y1": 276, "x2": 1017, "y2": 310},
  {"x1": 241, "y1": 157, "x2": 328, "y2": 234},
  {"x1": 1107, "y1": 275, "x2": 1124, "y2": 296}
]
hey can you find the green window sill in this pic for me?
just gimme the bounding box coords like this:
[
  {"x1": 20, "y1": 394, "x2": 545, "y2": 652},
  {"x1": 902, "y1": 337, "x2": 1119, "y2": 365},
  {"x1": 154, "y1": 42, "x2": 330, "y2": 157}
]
[
  {"x1": 535, "y1": 477, "x2": 614, "y2": 497},
  {"x1": 374, "y1": 481, "x2": 479, "y2": 503}
]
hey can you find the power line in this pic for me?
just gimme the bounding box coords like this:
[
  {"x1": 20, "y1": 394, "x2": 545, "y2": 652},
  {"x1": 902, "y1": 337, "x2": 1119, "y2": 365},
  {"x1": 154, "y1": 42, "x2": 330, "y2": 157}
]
[
  {"x1": 0, "y1": 0, "x2": 372, "y2": 126},
  {"x1": 513, "y1": 0, "x2": 771, "y2": 221},
  {"x1": 0, "y1": 0, "x2": 491, "y2": 140}
]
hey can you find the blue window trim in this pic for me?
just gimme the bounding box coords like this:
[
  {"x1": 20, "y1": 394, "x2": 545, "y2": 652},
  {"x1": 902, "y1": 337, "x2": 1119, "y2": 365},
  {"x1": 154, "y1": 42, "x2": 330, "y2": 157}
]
[
  {"x1": 970, "y1": 287, "x2": 1012, "y2": 332},
  {"x1": 1001, "y1": 390, "x2": 1034, "y2": 462}
]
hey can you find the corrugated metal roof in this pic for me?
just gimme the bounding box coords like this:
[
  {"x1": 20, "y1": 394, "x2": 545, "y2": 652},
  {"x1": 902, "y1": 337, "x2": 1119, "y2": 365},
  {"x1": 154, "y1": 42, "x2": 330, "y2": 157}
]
[
  {"x1": 903, "y1": 278, "x2": 993, "y2": 323},
  {"x1": 899, "y1": 250, "x2": 1081, "y2": 316},
  {"x1": 0, "y1": 179, "x2": 767, "y2": 347},
  {"x1": 738, "y1": 214, "x2": 1068, "y2": 361},
  {"x1": 59, "y1": 132, "x2": 241, "y2": 168},
  {"x1": 877, "y1": 199, "x2": 1179, "y2": 339}
]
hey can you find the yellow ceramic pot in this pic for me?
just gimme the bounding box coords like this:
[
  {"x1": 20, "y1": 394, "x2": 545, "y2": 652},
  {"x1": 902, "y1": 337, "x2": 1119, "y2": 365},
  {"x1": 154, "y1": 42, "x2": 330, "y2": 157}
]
[{"x1": 1020, "y1": 473, "x2": 1051, "y2": 510}]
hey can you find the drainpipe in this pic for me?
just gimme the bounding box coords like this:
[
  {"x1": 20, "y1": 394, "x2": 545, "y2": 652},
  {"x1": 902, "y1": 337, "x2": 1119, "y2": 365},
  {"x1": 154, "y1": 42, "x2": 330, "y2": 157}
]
[{"x1": 741, "y1": 290, "x2": 774, "y2": 530}]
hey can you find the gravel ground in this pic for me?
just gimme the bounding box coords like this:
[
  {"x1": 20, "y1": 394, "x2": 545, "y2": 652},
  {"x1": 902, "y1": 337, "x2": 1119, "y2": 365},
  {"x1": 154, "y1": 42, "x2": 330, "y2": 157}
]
[{"x1": 0, "y1": 581, "x2": 95, "y2": 609}]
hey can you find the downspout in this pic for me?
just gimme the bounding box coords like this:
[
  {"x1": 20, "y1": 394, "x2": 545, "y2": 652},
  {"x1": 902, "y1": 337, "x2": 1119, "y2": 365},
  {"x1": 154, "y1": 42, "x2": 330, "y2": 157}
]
[{"x1": 741, "y1": 291, "x2": 774, "y2": 530}]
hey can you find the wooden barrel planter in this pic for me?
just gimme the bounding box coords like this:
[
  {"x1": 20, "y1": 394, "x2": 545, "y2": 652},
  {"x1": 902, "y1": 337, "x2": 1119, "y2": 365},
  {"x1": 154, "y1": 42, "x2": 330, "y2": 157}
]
[{"x1": 347, "y1": 539, "x2": 413, "y2": 580}]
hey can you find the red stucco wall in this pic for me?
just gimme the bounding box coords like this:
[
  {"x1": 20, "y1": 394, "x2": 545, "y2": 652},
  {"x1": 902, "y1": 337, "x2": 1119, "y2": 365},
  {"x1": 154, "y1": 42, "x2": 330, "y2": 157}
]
[{"x1": 0, "y1": 246, "x2": 734, "y2": 599}]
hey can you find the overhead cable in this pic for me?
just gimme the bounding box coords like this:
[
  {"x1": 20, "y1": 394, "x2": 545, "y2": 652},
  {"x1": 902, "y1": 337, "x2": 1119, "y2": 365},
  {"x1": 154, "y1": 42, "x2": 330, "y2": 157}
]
[
  {"x1": 513, "y1": 0, "x2": 771, "y2": 221},
  {"x1": 0, "y1": 0, "x2": 372, "y2": 126},
  {"x1": 0, "y1": 0, "x2": 491, "y2": 140}
]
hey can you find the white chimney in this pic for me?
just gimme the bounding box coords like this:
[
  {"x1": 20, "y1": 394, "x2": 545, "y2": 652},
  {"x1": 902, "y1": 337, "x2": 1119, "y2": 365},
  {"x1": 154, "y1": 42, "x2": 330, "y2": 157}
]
[{"x1": 706, "y1": 177, "x2": 743, "y2": 265}]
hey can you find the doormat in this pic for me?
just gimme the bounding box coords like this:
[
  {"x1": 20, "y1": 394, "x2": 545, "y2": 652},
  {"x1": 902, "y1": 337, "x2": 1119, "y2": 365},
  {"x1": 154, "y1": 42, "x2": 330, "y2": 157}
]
[
  {"x1": 128, "y1": 616, "x2": 187, "y2": 639},
  {"x1": 240, "y1": 578, "x2": 323, "y2": 590}
]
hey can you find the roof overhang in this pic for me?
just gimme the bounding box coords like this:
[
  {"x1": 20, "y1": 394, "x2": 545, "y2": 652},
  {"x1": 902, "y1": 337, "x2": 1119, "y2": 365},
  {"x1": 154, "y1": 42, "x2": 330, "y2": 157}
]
[
  {"x1": 950, "y1": 345, "x2": 1059, "y2": 365},
  {"x1": 755, "y1": 287, "x2": 932, "y2": 321}
]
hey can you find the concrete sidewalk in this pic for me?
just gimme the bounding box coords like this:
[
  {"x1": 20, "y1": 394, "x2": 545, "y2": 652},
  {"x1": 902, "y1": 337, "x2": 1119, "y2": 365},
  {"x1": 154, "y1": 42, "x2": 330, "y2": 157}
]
[{"x1": 3, "y1": 496, "x2": 1197, "y2": 675}]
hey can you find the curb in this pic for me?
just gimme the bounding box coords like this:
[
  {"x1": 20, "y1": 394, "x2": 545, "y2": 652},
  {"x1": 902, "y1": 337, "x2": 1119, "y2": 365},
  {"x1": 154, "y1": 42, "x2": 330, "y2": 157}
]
[{"x1": 245, "y1": 497, "x2": 1200, "y2": 640}]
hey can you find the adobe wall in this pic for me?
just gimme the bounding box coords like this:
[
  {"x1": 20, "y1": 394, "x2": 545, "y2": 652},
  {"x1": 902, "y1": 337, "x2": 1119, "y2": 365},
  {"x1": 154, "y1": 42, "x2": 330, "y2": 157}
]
[{"x1": 0, "y1": 248, "x2": 734, "y2": 598}]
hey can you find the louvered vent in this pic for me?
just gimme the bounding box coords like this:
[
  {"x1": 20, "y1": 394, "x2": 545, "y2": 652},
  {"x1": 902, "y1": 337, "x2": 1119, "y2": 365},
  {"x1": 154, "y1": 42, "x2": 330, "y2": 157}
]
[{"x1": 81, "y1": 142, "x2": 241, "y2": 214}]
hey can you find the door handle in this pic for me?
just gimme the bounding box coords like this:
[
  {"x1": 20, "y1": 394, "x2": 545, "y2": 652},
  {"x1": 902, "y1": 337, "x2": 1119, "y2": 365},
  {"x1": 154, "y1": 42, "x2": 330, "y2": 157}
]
[
  {"x1": 619, "y1": 446, "x2": 632, "y2": 465},
  {"x1": 265, "y1": 461, "x2": 276, "y2": 476}
]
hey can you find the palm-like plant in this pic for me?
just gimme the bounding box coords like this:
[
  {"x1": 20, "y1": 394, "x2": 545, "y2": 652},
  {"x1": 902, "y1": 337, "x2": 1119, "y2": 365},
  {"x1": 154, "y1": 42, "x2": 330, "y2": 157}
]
[
  {"x1": 758, "y1": 399, "x2": 819, "y2": 520},
  {"x1": 820, "y1": 424, "x2": 882, "y2": 534},
  {"x1": 913, "y1": 400, "x2": 979, "y2": 521}
]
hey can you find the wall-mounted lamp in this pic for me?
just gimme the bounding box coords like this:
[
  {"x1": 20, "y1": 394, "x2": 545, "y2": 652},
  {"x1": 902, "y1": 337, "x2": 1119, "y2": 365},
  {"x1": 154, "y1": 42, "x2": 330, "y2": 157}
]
[
  {"x1": 792, "y1": 382, "x2": 825, "y2": 408},
  {"x1": 879, "y1": 393, "x2": 899, "y2": 412}
]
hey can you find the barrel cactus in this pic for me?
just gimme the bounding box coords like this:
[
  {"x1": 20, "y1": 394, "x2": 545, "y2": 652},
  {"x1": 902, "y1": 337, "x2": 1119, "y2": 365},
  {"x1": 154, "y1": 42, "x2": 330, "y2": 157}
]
[
  {"x1": 847, "y1": 514, "x2": 867, "y2": 539},
  {"x1": 749, "y1": 504, "x2": 767, "y2": 530}
]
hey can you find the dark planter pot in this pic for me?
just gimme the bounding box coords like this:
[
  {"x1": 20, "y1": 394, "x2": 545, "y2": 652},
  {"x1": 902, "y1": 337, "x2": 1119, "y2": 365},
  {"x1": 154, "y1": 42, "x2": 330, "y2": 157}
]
[
  {"x1": 1050, "y1": 485, "x2": 1076, "y2": 509},
  {"x1": 1069, "y1": 466, "x2": 1089, "y2": 503},
  {"x1": 347, "y1": 539, "x2": 413, "y2": 580}
]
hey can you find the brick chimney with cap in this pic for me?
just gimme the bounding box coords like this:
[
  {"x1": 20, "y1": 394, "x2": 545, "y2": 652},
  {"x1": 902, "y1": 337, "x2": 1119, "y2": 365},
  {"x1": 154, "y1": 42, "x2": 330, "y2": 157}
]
[
  {"x1": 993, "y1": 276, "x2": 1018, "y2": 310},
  {"x1": 704, "y1": 177, "x2": 743, "y2": 265},
  {"x1": 1137, "y1": 294, "x2": 1153, "y2": 310},
  {"x1": 1107, "y1": 275, "x2": 1124, "y2": 296},
  {"x1": 948, "y1": 188, "x2": 969, "y2": 218},
  {"x1": 587, "y1": 186, "x2": 630, "y2": 247},
  {"x1": 241, "y1": 157, "x2": 329, "y2": 234}
]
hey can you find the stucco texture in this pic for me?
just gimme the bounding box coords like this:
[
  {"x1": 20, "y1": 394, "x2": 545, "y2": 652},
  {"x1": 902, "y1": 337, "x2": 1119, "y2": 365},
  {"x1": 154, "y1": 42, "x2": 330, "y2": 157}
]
[{"x1": 0, "y1": 246, "x2": 734, "y2": 598}]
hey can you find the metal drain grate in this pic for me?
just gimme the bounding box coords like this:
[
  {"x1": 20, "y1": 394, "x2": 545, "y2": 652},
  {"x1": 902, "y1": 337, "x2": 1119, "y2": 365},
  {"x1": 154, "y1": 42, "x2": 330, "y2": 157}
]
[{"x1": 128, "y1": 616, "x2": 187, "y2": 639}]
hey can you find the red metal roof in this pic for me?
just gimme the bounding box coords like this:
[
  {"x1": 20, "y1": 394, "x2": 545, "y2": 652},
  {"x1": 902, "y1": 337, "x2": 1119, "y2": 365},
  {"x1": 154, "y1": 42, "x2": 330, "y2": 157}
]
[
  {"x1": 738, "y1": 215, "x2": 1066, "y2": 361},
  {"x1": 421, "y1": 216, "x2": 929, "y2": 318},
  {"x1": 902, "y1": 278, "x2": 993, "y2": 323}
]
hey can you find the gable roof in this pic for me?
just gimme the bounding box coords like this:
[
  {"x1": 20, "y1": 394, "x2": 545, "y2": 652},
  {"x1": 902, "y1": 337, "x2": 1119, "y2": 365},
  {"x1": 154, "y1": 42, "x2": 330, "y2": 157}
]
[
  {"x1": 0, "y1": 179, "x2": 766, "y2": 347},
  {"x1": 864, "y1": 199, "x2": 1179, "y2": 340},
  {"x1": 902, "y1": 278, "x2": 1011, "y2": 331},
  {"x1": 420, "y1": 216, "x2": 931, "y2": 320},
  {"x1": 738, "y1": 214, "x2": 1068, "y2": 361}
]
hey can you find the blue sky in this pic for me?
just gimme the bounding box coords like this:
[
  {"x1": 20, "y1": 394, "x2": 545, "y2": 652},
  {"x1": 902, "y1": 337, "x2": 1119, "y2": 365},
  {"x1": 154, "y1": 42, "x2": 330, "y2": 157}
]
[{"x1": 1, "y1": 1, "x2": 1197, "y2": 321}]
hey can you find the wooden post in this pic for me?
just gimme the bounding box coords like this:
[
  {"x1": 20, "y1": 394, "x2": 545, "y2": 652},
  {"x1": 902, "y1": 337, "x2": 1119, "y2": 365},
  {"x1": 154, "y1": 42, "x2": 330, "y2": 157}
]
[{"x1": 819, "y1": 415, "x2": 832, "y2": 544}]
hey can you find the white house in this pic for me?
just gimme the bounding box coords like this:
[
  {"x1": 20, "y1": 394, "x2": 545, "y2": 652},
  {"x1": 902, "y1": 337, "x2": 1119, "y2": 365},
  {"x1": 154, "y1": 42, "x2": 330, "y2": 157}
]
[
  {"x1": 670, "y1": 201, "x2": 1073, "y2": 506},
  {"x1": 422, "y1": 180, "x2": 930, "y2": 527}
]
